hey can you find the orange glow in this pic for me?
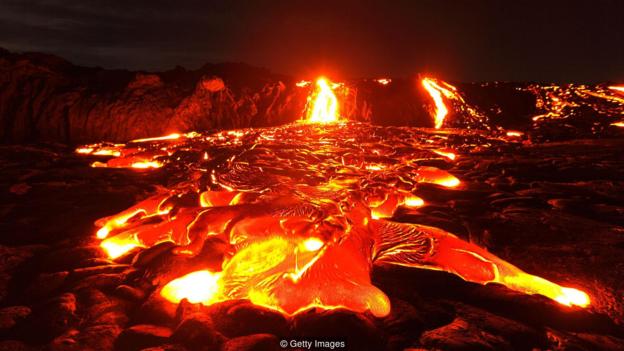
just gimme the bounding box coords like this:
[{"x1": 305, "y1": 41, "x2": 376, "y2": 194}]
[
  {"x1": 368, "y1": 192, "x2": 425, "y2": 219},
  {"x1": 100, "y1": 234, "x2": 142, "y2": 259},
  {"x1": 365, "y1": 164, "x2": 385, "y2": 171},
  {"x1": 76, "y1": 147, "x2": 93, "y2": 154},
  {"x1": 506, "y1": 130, "x2": 524, "y2": 137},
  {"x1": 76, "y1": 144, "x2": 124, "y2": 157},
  {"x1": 93, "y1": 149, "x2": 121, "y2": 157},
  {"x1": 96, "y1": 209, "x2": 144, "y2": 239},
  {"x1": 416, "y1": 166, "x2": 460, "y2": 187},
  {"x1": 131, "y1": 133, "x2": 181, "y2": 143},
  {"x1": 296, "y1": 80, "x2": 311, "y2": 88},
  {"x1": 161, "y1": 270, "x2": 223, "y2": 304},
  {"x1": 611, "y1": 121, "x2": 624, "y2": 127},
  {"x1": 404, "y1": 196, "x2": 425, "y2": 208},
  {"x1": 432, "y1": 149, "x2": 457, "y2": 160},
  {"x1": 159, "y1": 234, "x2": 390, "y2": 317},
  {"x1": 302, "y1": 237, "x2": 324, "y2": 251},
  {"x1": 556, "y1": 287, "x2": 591, "y2": 307},
  {"x1": 304, "y1": 78, "x2": 340, "y2": 124},
  {"x1": 375, "y1": 78, "x2": 391, "y2": 85},
  {"x1": 89, "y1": 151, "x2": 167, "y2": 169},
  {"x1": 608, "y1": 85, "x2": 624, "y2": 93},
  {"x1": 388, "y1": 227, "x2": 592, "y2": 309},
  {"x1": 81, "y1": 123, "x2": 591, "y2": 317},
  {"x1": 95, "y1": 194, "x2": 171, "y2": 239},
  {"x1": 131, "y1": 161, "x2": 163, "y2": 169},
  {"x1": 199, "y1": 190, "x2": 242, "y2": 207},
  {"x1": 500, "y1": 274, "x2": 590, "y2": 308},
  {"x1": 422, "y1": 77, "x2": 457, "y2": 129}
]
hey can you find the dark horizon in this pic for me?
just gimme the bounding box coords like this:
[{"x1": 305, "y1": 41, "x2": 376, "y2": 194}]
[{"x1": 1, "y1": 0, "x2": 623, "y2": 83}]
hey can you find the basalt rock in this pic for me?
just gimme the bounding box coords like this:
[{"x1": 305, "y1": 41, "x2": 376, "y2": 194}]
[
  {"x1": 115, "y1": 324, "x2": 173, "y2": 351},
  {"x1": 0, "y1": 50, "x2": 306, "y2": 144}
]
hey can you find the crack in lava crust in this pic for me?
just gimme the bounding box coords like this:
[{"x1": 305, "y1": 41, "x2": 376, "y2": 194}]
[{"x1": 78, "y1": 122, "x2": 590, "y2": 317}]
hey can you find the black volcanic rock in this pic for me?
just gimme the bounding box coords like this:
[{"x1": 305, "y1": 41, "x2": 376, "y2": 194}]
[{"x1": 0, "y1": 49, "x2": 307, "y2": 144}]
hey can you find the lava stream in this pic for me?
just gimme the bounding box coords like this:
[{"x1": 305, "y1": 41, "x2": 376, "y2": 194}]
[{"x1": 78, "y1": 113, "x2": 591, "y2": 317}]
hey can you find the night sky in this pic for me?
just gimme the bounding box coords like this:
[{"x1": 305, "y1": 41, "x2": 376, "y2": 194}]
[{"x1": 0, "y1": 0, "x2": 623, "y2": 82}]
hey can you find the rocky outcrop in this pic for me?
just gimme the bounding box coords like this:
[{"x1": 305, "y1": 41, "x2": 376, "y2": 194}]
[{"x1": 0, "y1": 49, "x2": 308, "y2": 144}]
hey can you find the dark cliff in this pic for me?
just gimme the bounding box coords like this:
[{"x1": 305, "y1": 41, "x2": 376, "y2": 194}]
[{"x1": 0, "y1": 49, "x2": 308, "y2": 144}]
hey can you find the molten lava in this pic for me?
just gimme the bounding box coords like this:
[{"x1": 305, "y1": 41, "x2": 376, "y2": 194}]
[
  {"x1": 296, "y1": 80, "x2": 311, "y2": 88},
  {"x1": 79, "y1": 117, "x2": 592, "y2": 317},
  {"x1": 506, "y1": 130, "x2": 524, "y2": 138},
  {"x1": 608, "y1": 85, "x2": 624, "y2": 94},
  {"x1": 528, "y1": 84, "x2": 624, "y2": 126},
  {"x1": 131, "y1": 133, "x2": 181, "y2": 143},
  {"x1": 432, "y1": 149, "x2": 457, "y2": 160},
  {"x1": 161, "y1": 270, "x2": 223, "y2": 304},
  {"x1": 420, "y1": 77, "x2": 490, "y2": 130},
  {"x1": 304, "y1": 77, "x2": 340, "y2": 124},
  {"x1": 422, "y1": 77, "x2": 461, "y2": 129}
]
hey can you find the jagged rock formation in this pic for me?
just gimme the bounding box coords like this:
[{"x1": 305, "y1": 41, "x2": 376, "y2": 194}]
[{"x1": 0, "y1": 49, "x2": 308, "y2": 144}]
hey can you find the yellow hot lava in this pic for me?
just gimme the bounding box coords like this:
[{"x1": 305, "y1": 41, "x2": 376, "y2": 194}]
[
  {"x1": 161, "y1": 270, "x2": 223, "y2": 304},
  {"x1": 506, "y1": 130, "x2": 524, "y2": 137},
  {"x1": 415, "y1": 166, "x2": 461, "y2": 188},
  {"x1": 130, "y1": 161, "x2": 163, "y2": 169},
  {"x1": 101, "y1": 236, "x2": 142, "y2": 259},
  {"x1": 432, "y1": 149, "x2": 457, "y2": 160},
  {"x1": 82, "y1": 123, "x2": 593, "y2": 316},
  {"x1": 304, "y1": 78, "x2": 340, "y2": 124},
  {"x1": 422, "y1": 77, "x2": 456, "y2": 129},
  {"x1": 608, "y1": 85, "x2": 624, "y2": 94},
  {"x1": 296, "y1": 80, "x2": 311, "y2": 88},
  {"x1": 131, "y1": 133, "x2": 181, "y2": 143},
  {"x1": 556, "y1": 287, "x2": 591, "y2": 307},
  {"x1": 501, "y1": 273, "x2": 590, "y2": 308},
  {"x1": 159, "y1": 234, "x2": 390, "y2": 317}
]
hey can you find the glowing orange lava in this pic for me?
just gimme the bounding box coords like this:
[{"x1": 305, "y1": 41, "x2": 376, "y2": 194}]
[
  {"x1": 432, "y1": 149, "x2": 457, "y2": 160},
  {"x1": 608, "y1": 85, "x2": 624, "y2": 94},
  {"x1": 304, "y1": 77, "x2": 340, "y2": 124},
  {"x1": 131, "y1": 133, "x2": 181, "y2": 143},
  {"x1": 76, "y1": 145, "x2": 123, "y2": 157},
  {"x1": 506, "y1": 130, "x2": 524, "y2": 137},
  {"x1": 79, "y1": 122, "x2": 591, "y2": 317},
  {"x1": 422, "y1": 77, "x2": 457, "y2": 129},
  {"x1": 161, "y1": 270, "x2": 223, "y2": 304},
  {"x1": 130, "y1": 161, "x2": 163, "y2": 169},
  {"x1": 161, "y1": 233, "x2": 390, "y2": 317},
  {"x1": 296, "y1": 80, "x2": 311, "y2": 88},
  {"x1": 415, "y1": 166, "x2": 461, "y2": 187}
]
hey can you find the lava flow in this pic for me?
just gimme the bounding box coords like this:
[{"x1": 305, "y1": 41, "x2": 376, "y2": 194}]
[
  {"x1": 422, "y1": 77, "x2": 451, "y2": 129},
  {"x1": 77, "y1": 79, "x2": 591, "y2": 318},
  {"x1": 528, "y1": 84, "x2": 624, "y2": 126},
  {"x1": 421, "y1": 77, "x2": 479, "y2": 129},
  {"x1": 303, "y1": 77, "x2": 341, "y2": 124}
]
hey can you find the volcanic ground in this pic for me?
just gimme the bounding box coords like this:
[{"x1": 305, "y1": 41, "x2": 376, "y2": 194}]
[{"x1": 1, "y1": 120, "x2": 624, "y2": 351}]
